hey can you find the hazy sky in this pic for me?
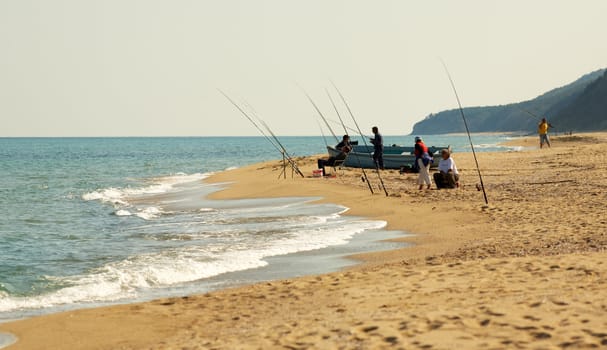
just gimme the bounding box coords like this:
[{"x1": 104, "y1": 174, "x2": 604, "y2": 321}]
[{"x1": 1, "y1": 0, "x2": 606, "y2": 137}]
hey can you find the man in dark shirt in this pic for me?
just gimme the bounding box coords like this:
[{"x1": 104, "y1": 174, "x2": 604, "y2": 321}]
[
  {"x1": 317, "y1": 135, "x2": 352, "y2": 175},
  {"x1": 335, "y1": 135, "x2": 352, "y2": 153},
  {"x1": 370, "y1": 126, "x2": 384, "y2": 170}
]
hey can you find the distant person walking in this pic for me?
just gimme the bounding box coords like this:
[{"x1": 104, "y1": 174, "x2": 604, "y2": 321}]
[
  {"x1": 414, "y1": 136, "x2": 433, "y2": 190},
  {"x1": 370, "y1": 126, "x2": 384, "y2": 170},
  {"x1": 538, "y1": 117, "x2": 553, "y2": 149}
]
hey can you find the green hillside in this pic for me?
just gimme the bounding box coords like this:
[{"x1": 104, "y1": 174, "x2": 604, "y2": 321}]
[
  {"x1": 552, "y1": 70, "x2": 607, "y2": 131},
  {"x1": 411, "y1": 68, "x2": 606, "y2": 134}
]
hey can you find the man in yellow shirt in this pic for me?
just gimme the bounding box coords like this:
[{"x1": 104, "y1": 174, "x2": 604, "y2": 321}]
[{"x1": 538, "y1": 117, "x2": 552, "y2": 148}]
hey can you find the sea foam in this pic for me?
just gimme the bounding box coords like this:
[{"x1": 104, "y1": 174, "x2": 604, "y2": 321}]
[
  {"x1": 82, "y1": 173, "x2": 210, "y2": 206},
  {"x1": 0, "y1": 205, "x2": 385, "y2": 314}
]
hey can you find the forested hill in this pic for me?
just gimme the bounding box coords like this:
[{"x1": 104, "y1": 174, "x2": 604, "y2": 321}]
[
  {"x1": 553, "y1": 70, "x2": 607, "y2": 131},
  {"x1": 411, "y1": 68, "x2": 606, "y2": 134}
]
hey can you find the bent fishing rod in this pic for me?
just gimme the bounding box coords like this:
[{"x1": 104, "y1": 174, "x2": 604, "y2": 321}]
[
  {"x1": 518, "y1": 107, "x2": 556, "y2": 132},
  {"x1": 241, "y1": 97, "x2": 303, "y2": 166},
  {"x1": 258, "y1": 119, "x2": 306, "y2": 178},
  {"x1": 258, "y1": 119, "x2": 305, "y2": 175},
  {"x1": 330, "y1": 81, "x2": 389, "y2": 197},
  {"x1": 243, "y1": 100, "x2": 307, "y2": 178},
  {"x1": 238, "y1": 96, "x2": 282, "y2": 151},
  {"x1": 251, "y1": 112, "x2": 306, "y2": 178},
  {"x1": 439, "y1": 60, "x2": 488, "y2": 205},
  {"x1": 519, "y1": 107, "x2": 540, "y2": 119},
  {"x1": 218, "y1": 89, "x2": 304, "y2": 178},
  {"x1": 325, "y1": 88, "x2": 353, "y2": 137},
  {"x1": 325, "y1": 88, "x2": 374, "y2": 194},
  {"x1": 219, "y1": 90, "x2": 281, "y2": 151},
  {"x1": 300, "y1": 85, "x2": 373, "y2": 192},
  {"x1": 301, "y1": 93, "x2": 339, "y2": 144}
]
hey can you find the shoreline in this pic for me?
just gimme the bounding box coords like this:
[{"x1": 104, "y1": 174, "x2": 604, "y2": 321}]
[
  {"x1": 204, "y1": 153, "x2": 493, "y2": 266},
  {"x1": 0, "y1": 182, "x2": 409, "y2": 323},
  {"x1": 1, "y1": 132, "x2": 606, "y2": 349},
  {"x1": 0, "y1": 334, "x2": 16, "y2": 350}
]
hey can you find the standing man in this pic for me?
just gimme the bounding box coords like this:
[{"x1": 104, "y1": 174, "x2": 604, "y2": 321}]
[
  {"x1": 538, "y1": 117, "x2": 553, "y2": 149},
  {"x1": 370, "y1": 126, "x2": 384, "y2": 170}
]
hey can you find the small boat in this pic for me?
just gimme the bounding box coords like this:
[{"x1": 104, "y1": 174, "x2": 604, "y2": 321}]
[{"x1": 327, "y1": 144, "x2": 448, "y2": 170}]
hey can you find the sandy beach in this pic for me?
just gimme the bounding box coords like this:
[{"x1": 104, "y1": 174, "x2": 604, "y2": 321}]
[{"x1": 2, "y1": 133, "x2": 606, "y2": 349}]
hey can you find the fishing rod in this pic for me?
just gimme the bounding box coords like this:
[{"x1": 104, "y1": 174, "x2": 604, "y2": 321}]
[
  {"x1": 325, "y1": 89, "x2": 356, "y2": 137},
  {"x1": 325, "y1": 88, "x2": 374, "y2": 194},
  {"x1": 519, "y1": 107, "x2": 540, "y2": 119},
  {"x1": 242, "y1": 103, "x2": 300, "y2": 179},
  {"x1": 298, "y1": 86, "x2": 339, "y2": 143},
  {"x1": 257, "y1": 119, "x2": 299, "y2": 179},
  {"x1": 297, "y1": 92, "x2": 364, "y2": 136},
  {"x1": 248, "y1": 107, "x2": 306, "y2": 179},
  {"x1": 316, "y1": 120, "x2": 329, "y2": 148},
  {"x1": 218, "y1": 89, "x2": 280, "y2": 150},
  {"x1": 518, "y1": 107, "x2": 557, "y2": 132},
  {"x1": 258, "y1": 119, "x2": 305, "y2": 178},
  {"x1": 325, "y1": 117, "x2": 360, "y2": 135},
  {"x1": 330, "y1": 81, "x2": 389, "y2": 197},
  {"x1": 243, "y1": 100, "x2": 286, "y2": 147},
  {"x1": 218, "y1": 89, "x2": 304, "y2": 178},
  {"x1": 439, "y1": 60, "x2": 488, "y2": 205},
  {"x1": 300, "y1": 84, "x2": 373, "y2": 191},
  {"x1": 259, "y1": 119, "x2": 304, "y2": 167}
]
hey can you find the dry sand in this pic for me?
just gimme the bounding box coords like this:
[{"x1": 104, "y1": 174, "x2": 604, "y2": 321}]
[{"x1": 1, "y1": 133, "x2": 606, "y2": 349}]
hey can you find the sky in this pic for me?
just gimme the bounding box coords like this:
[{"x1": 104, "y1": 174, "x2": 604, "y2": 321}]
[{"x1": 1, "y1": 0, "x2": 606, "y2": 137}]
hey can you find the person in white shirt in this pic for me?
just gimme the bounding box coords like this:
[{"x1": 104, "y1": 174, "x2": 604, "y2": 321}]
[{"x1": 433, "y1": 149, "x2": 459, "y2": 189}]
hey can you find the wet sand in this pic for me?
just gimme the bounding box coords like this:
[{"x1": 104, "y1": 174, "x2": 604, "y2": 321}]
[{"x1": 1, "y1": 133, "x2": 606, "y2": 349}]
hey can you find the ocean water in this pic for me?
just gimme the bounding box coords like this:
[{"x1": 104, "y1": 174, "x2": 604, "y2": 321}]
[{"x1": 0, "y1": 135, "x2": 517, "y2": 320}]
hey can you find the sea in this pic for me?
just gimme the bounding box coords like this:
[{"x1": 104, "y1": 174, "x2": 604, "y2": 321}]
[{"x1": 0, "y1": 134, "x2": 519, "y2": 321}]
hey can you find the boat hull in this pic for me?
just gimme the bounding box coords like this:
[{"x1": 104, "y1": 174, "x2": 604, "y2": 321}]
[{"x1": 327, "y1": 145, "x2": 446, "y2": 170}]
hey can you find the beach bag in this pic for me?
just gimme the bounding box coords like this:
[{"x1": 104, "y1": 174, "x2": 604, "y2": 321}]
[{"x1": 421, "y1": 153, "x2": 433, "y2": 166}]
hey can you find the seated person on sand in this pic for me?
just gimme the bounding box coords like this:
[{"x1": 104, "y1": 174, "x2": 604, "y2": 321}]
[
  {"x1": 317, "y1": 135, "x2": 352, "y2": 175},
  {"x1": 433, "y1": 149, "x2": 459, "y2": 189}
]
